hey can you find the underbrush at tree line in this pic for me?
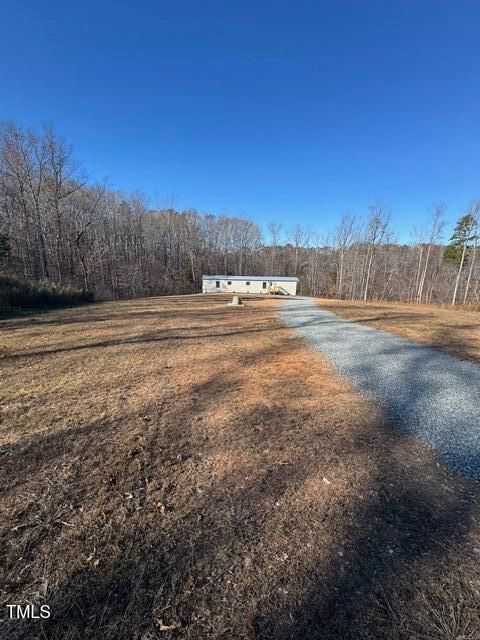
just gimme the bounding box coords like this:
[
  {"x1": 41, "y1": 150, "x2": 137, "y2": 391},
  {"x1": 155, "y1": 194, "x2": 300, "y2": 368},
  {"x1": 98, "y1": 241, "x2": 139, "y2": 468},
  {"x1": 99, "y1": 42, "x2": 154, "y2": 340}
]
[{"x1": 0, "y1": 273, "x2": 94, "y2": 314}]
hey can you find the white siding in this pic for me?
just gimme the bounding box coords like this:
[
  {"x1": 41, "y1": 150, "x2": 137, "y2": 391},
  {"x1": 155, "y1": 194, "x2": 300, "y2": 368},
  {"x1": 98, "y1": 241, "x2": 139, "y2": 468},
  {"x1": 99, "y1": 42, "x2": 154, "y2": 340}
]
[{"x1": 202, "y1": 278, "x2": 297, "y2": 295}]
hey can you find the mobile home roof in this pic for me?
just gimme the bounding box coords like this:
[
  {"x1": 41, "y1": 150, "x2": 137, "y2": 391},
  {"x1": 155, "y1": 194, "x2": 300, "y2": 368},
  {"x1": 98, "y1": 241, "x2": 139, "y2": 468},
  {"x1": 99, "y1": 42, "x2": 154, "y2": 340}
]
[{"x1": 202, "y1": 275, "x2": 299, "y2": 282}]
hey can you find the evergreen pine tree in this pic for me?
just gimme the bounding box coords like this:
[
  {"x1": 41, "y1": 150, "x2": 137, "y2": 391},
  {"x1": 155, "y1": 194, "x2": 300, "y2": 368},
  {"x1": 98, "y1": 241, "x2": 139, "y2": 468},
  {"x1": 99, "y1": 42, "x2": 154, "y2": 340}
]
[{"x1": 445, "y1": 212, "x2": 479, "y2": 304}]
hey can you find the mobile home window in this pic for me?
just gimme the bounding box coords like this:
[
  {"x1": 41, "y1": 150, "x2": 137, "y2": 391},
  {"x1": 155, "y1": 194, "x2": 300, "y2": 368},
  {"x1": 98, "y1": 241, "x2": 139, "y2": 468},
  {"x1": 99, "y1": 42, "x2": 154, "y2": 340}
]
[
  {"x1": 215, "y1": 281, "x2": 220, "y2": 288},
  {"x1": 262, "y1": 282, "x2": 267, "y2": 289},
  {"x1": 227, "y1": 281, "x2": 232, "y2": 285},
  {"x1": 246, "y1": 281, "x2": 250, "y2": 286}
]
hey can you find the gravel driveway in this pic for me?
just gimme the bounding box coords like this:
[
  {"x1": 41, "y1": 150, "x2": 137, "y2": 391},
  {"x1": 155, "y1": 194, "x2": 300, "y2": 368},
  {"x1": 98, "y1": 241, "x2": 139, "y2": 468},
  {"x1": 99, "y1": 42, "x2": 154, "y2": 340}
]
[{"x1": 279, "y1": 298, "x2": 480, "y2": 480}]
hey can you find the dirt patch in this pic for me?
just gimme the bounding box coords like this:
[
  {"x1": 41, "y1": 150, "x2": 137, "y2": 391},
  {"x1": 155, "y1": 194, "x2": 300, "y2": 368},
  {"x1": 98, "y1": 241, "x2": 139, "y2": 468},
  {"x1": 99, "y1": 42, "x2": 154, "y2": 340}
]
[
  {"x1": 1, "y1": 294, "x2": 480, "y2": 639},
  {"x1": 316, "y1": 298, "x2": 480, "y2": 363}
]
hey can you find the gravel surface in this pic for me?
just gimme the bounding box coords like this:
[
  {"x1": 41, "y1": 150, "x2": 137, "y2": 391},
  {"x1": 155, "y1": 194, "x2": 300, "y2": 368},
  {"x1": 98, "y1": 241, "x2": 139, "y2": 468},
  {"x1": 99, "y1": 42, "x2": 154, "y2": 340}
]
[{"x1": 279, "y1": 298, "x2": 480, "y2": 480}]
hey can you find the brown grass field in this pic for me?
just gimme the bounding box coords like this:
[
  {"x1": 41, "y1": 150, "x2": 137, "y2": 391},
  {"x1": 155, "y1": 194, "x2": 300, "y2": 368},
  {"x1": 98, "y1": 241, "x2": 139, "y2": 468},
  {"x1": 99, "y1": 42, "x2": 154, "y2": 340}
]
[
  {"x1": 317, "y1": 299, "x2": 480, "y2": 363},
  {"x1": 1, "y1": 294, "x2": 480, "y2": 639}
]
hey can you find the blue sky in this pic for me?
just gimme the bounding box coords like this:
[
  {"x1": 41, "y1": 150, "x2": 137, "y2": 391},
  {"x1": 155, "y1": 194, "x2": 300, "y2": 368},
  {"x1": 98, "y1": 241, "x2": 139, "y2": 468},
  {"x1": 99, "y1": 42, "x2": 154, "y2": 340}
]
[{"x1": 1, "y1": 1, "x2": 479, "y2": 242}]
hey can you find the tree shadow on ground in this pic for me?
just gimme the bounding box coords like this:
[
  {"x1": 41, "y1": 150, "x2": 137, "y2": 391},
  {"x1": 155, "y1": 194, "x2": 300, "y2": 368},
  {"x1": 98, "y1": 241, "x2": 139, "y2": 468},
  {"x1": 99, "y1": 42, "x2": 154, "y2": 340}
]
[
  {"x1": 254, "y1": 471, "x2": 478, "y2": 640},
  {"x1": 3, "y1": 333, "x2": 480, "y2": 640},
  {"x1": 3, "y1": 298, "x2": 480, "y2": 640},
  {"x1": 0, "y1": 294, "x2": 272, "y2": 330}
]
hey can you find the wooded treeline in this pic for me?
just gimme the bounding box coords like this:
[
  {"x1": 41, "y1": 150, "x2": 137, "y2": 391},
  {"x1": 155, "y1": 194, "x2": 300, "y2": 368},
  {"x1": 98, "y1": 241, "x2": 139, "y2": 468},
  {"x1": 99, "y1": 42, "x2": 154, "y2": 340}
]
[{"x1": 1, "y1": 121, "x2": 479, "y2": 304}]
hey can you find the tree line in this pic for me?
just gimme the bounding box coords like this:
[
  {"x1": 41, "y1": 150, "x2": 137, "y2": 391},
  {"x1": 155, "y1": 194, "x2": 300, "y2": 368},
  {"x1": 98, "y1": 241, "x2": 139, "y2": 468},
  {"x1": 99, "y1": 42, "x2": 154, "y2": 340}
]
[{"x1": 0, "y1": 121, "x2": 478, "y2": 305}]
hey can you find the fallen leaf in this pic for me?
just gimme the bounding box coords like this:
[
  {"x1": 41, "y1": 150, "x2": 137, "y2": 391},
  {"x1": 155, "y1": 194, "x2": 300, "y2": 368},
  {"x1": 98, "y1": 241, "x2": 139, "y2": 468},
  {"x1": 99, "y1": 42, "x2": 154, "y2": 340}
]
[{"x1": 157, "y1": 620, "x2": 181, "y2": 631}]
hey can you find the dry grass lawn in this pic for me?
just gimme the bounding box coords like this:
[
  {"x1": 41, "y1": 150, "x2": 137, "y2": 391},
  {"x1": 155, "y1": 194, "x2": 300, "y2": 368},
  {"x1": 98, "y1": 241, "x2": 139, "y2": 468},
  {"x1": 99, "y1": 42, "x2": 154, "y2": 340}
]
[
  {"x1": 1, "y1": 294, "x2": 480, "y2": 639},
  {"x1": 317, "y1": 299, "x2": 480, "y2": 362}
]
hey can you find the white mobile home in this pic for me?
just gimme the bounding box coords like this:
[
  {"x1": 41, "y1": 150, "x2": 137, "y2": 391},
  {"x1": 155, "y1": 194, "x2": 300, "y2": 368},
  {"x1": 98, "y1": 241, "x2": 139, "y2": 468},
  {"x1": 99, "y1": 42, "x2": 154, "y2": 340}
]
[{"x1": 202, "y1": 275, "x2": 299, "y2": 296}]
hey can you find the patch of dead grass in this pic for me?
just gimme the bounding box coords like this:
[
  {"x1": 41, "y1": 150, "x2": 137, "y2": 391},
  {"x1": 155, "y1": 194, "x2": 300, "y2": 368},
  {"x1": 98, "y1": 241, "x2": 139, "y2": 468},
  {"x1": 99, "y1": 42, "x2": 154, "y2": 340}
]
[{"x1": 0, "y1": 294, "x2": 479, "y2": 639}]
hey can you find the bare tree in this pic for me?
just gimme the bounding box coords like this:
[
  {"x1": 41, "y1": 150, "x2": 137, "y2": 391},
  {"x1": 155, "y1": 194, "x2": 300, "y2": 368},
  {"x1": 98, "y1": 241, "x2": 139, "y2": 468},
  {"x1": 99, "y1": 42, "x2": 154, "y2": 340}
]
[
  {"x1": 362, "y1": 200, "x2": 391, "y2": 301},
  {"x1": 416, "y1": 203, "x2": 445, "y2": 303},
  {"x1": 288, "y1": 224, "x2": 311, "y2": 275},
  {"x1": 267, "y1": 221, "x2": 282, "y2": 275},
  {"x1": 334, "y1": 211, "x2": 356, "y2": 298}
]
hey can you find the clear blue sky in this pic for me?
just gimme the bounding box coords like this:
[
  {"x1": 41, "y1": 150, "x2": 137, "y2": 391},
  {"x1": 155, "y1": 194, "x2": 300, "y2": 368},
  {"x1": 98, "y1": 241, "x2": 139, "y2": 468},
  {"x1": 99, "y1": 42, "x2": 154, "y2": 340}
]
[{"x1": 1, "y1": 1, "x2": 479, "y2": 241}]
